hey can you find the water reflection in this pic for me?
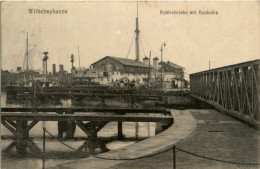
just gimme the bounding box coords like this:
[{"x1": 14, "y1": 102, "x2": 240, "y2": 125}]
[
  {"x1": 1, "y1": 92, "x2": 159, "y2": 169},
  {"x1": 3, "y1": 92, "x2": 149, "y2": 108}
]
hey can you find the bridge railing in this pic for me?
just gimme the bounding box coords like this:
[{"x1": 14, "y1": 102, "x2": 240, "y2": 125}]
[{"x1": 190, "y1": 60, "x2": 260, "y2": 126}]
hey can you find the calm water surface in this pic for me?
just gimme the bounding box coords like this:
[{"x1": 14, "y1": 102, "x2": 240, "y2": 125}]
[{"x1": 1, "y1": 92, "x2": 158, "y2": 169}]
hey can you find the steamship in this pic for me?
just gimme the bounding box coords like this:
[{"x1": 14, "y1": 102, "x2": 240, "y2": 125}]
[{"x1": 5, "y1": 34, "x2": 56, "y2": 95}]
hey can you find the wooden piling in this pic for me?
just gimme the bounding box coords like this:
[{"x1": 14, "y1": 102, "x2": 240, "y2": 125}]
[
  {"x1": 16, "y1": 120, "x2": 28, "y2": 155},
  {"x1": 118, "y1": 121, "x2": 123, "y2": 139},
  {"x1": 89, "y1": 123, "x2": 97, "y2": 155}
]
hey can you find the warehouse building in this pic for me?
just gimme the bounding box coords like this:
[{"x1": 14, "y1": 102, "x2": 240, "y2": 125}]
[{"x1": 91, "y1": 56, "x2": 153, "y2": 84}]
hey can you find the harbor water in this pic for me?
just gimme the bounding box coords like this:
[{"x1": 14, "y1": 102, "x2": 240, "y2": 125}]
[{"x1": 1, "y1": 92, "x2": 158, "y2": 169}]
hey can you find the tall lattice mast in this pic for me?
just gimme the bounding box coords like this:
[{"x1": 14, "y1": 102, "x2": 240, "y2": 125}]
[{"x1": 135, "y1": 2, "x2": 140, "y2": 62}]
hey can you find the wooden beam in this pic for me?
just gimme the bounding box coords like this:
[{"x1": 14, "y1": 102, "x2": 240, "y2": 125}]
[
  {"x1": 3, "y1": 141, "x2": 16, "y2": 152},
  {"x1": 6, "y1": 120, "x2": 17, "y2": 128},
  {"x1": 1, "y1": 120, "x2": 17, "y2": 136},
  {"x1": 1, "y1": 107, "x2": 166, "y2": 114},
  {"x1": 1, "y1": 113, "x2": 172, "y2": 123},
  {"x1": 96, "y1": 122, "x2": 109, "y2": 132},
  {"x1": 22, "y1": 120, "x2": 39, "y2": 136},
  {"x1": 27, "y1": 139, "x2": 41, "y2": 154},
  {"x1": 77, "y1": 141, "x2": 88, "y2": 152},
  {"x1": 75, "y1": 121, "x2": 92, "y2": 136}
]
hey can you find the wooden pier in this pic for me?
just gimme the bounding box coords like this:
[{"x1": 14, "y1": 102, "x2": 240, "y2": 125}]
[
  {"x1": 1, "y1": 107, "x2": 169, "y2": 114},
  {"x1": 1, "y1": 107, "x2": 173, "y2": 155}
]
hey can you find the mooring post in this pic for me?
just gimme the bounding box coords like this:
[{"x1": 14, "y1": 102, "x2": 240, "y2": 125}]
[
  {"x1": 173, "y1": 145, "x2": 176, "y2": 169},
  {"x1": 148, "y1": 122, "x2": 150, "y2": 137},
  {"x1": 42, "y1": 127, "x2": 46, "y2": 169},
  {"x1": 16, "y1": 120, "x2": 28, "y2": 155},
  {"x1": 118, "y1": 121, "x2": 123, "y2": 139},
  {"x1": 135, "y1": 122, "x2": 139, "y2": 139}
]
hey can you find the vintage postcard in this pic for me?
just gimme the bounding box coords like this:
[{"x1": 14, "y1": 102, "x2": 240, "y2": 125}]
[{"x1": 1, "y1": 1, "x2": 259, "y2": 169}]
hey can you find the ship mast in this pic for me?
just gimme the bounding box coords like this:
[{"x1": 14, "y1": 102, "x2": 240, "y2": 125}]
[
  {"x1": 148, "y1": 51, "x2": 151, "y2": 86},
  {"x1": 135, "y1": 2, "x2": 140, "y2": 62},
  {"x1": 23, "y1": 32, "x2": 30, "y2": 82},
  {"x1": 71, "y1": 54, "x2": 74, "y2": 72},
  {"x1": 78, "y1": 45, "x2": 80, "y2": 68},
  {"x1": 26, "y1": 32, "x2": 29, "y2": 72}
]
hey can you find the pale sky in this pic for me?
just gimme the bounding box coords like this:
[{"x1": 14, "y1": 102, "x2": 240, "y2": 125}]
[{"x1": 1, "y1": 1, "x2": 259, "y2": 76}]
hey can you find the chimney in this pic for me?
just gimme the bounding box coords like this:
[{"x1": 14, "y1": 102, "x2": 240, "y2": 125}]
[
  {"x1": 42, "y1": 52, "x2": 48, "y2": 77},
  {"x1": 53, "y1": 64, "x2": 56, "y2": 75},
  {"x1": 153, "y1": 57, "x2": 159, "y2": 70},
  {"x1": 59, "y1": 64, "x2": 64, "y2": 73},
  {"x1": 143, "y1": 57, "x2": 149, "y2": 65},
  {"x1": 42, "y1": 59, "x2": 47, "y2": 76}
]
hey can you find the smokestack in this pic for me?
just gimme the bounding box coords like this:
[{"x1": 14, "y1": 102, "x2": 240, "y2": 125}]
[
  {"x1": 143, "y1": 57, "x2": 149, "y2": 65},
  {"x1": 53, "y1": 64, "x2": 56, "y2": 75},
  {"x1": 42, "y1": 52, "x2": 48, "y2": 77},
  {"x1": 59, "y1": 64, "x2": 64, "y2": 73},
  {"x1": 42, "y1": 59, "x2": 47, "y2": 76},
  {"x1": 153, "y1": 57, "x2": 159, "y2": 71}
]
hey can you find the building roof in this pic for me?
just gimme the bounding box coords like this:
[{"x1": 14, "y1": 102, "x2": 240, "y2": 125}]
[
  {"x1": 160, "y1": 61, "x2": 184, "y2": 69},
  {"x1": 92, "y1": 56, "x2": 152, "y2": 68}
]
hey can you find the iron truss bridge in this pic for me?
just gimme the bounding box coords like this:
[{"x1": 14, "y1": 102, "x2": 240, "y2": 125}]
[{"x1": 190, "y1": 59, "x2": 260, "y2": 127}]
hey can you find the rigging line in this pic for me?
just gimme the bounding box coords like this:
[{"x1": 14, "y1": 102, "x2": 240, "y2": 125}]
[
  {"x1": 12, "y1": 41, "x2": 26, "y2": 71},
  {"x1": 139, "y1": 46, "x2": 142, "y2": 59},
  {"x1": 12, "y1": 54, "x2": 20, "y2": 72},
  {"x1": 28, "y1": 47, "x2": 34, "y2": 55},
  {"x1": 36, "y1": 45, "x2": 45, "y2": 70},
  {"x1": 27, "y1": 46, "x2": 35, "y2": 70},
  {"x1": 139, "y1": 37, "x2": 146, "y2": 57},
  {"x1": 22, "y1": 53, "x2": 27, "y2": 71},
  {"x1": 126, "y1": 32, "x2": 135, "y2": 58},
  {"x1": 33, "y1": 46, "x2": 40, "y2": 70},
  {"x1": 29, "y1": 55, "x2": 33, "y2": 70},
  {"x1": 20, "y1": 36, "x2": 29, "y2": 71},
  {"x1": 36, "y1": 45, "x2": 42, "y2": 60},
  {"x1": 13, "y1": 52, "x2": 23, "y2": 71},
  {"x1": 140, "y1": 33, "x2": 160, "y2": 58},
  {"x1": 29, "y1": 48, "x2": 35, "y2": 70}
]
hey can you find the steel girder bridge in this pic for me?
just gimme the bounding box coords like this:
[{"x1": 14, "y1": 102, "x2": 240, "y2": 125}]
[{"x1": 190, "y1": 59, "x2": 260, "y2": 127}]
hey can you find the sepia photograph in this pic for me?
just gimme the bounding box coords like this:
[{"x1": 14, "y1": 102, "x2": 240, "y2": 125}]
[{"x1": 1, "y1": 1, "x2": 259, "y2": 169}]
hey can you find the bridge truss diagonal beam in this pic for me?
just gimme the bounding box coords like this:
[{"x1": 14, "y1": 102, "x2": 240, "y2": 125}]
[{"x1": 190, "y1": 59, "x2": 260, "y2": 127}]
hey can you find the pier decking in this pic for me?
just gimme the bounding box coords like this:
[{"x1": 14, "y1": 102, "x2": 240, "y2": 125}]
[
  {"x1": 1, "y1": 107, "x2": 172, "y2": 156},
  {"x1": 1, "y1": 107, "x2": 168, "y2": 114},
  {"x1": 1, "y1": 112, "x2": 172, "y2": 122}
]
